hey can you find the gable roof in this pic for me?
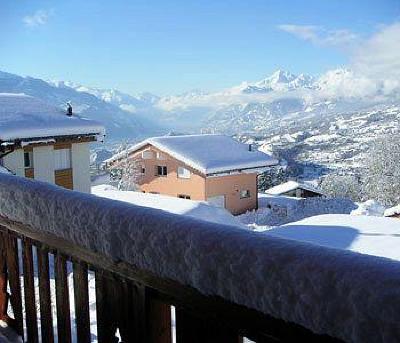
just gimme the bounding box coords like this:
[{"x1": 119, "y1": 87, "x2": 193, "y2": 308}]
[
  {"x1": 0, "y1": 93, "x2": 105, "y2": 142},
  {"x1": 107, "y1": 134, "x2": 278, "y2": 175},
  {"x1": 266, "y1": 181, "x2": 324, "y2": 196}
]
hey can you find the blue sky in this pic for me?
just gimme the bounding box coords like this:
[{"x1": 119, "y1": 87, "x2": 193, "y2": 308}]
[{"x1": 0, "y1": 1, "x2": 399, "y2": 95}]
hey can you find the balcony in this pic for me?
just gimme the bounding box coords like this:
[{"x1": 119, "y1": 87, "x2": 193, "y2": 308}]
[{"x1": 0, "y1": 173, "x2": 398, "y2": 342}]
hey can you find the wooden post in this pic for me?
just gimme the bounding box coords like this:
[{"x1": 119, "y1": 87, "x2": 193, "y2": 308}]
[
  {"x1": 0, "y1": 232, "x2": 8, "y2": 323},
  {"x1": 73, "y1": 262, "x2": 91, "y2": 343},
  {"x1": 37, "y1": 247, "x2": 54, "y2": 343},
  {"x1": 5, "y1": 234, "x2": 24, "y2": 337},
  {"x1": 55, "y1": 253, "x2": 72, "y2": 343}
]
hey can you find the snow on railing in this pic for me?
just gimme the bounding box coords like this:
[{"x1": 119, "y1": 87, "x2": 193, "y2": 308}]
[{"x1": 0, "y1": 173, "x2": 400, "y2": 342}]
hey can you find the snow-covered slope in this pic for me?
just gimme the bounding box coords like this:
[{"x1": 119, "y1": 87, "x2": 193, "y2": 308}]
[
  {"x1": 92, "y1": 184, "x2": 243, "y2": 227},
  {"x1": 239, "y1": 70, "x2": 314, "y2": 94},
  {"x1": 0, "y1": 93, "x2": 104, "y2": 141},
  {"x1": 266, "y1": 214, "x2": 400, "y2": 261},
  {"x1": 50, "y1": 80, "x2": 160, "y2": 114},
  {"x1": 0, "y1": 71, "x2": 162, "y2": 141}
]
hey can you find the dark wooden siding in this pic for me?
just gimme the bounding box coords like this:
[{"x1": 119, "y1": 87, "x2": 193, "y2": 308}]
[
  {"x1": 55, "y1": 169, "x2": 73, "y2": 189},
  {"x1": 25, "y1": 168, "x2": 34, "y2": 179}
]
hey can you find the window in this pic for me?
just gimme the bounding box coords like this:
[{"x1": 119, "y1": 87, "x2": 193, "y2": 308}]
[
  {"x1": 177, "y1": 166, "x2": 191, "y2": 179},
  {"x1": 54, "y1": 148, "x2": 71, "y2": 171},
  {"x1": 142, "y1": 150, "x2": 153, "y2": 159},
  {"x1": 240, "y1": 190, "x2": 251, "y2": 199},
  {"x1": 24, "y1": 151, "x2": 33, "y2": 168},
  {"x1": 156, "y1": 165, "x2": 167, "y2": 176},
  {"x1": 156, "y1": 152, "x2": 166, "y2": 160},
  {"x1": 178, "y1": 194, "x2": 191, "y2": 199},
  {"x1": 141, "y1": 166, "x2": 146, "y2": 174}
]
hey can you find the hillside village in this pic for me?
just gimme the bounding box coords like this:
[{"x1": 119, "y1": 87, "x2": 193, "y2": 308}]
[{"x1": 1, "y1": 92, "x2": 399, "y2": 230}]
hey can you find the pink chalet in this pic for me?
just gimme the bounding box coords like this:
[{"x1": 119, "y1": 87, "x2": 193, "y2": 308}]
[{"x1": 106, "y1": 134, "x2": 278, "y2": 215}]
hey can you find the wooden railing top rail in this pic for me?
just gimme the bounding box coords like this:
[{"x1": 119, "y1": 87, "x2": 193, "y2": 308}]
[{"x1": 0, "y1": 173, "x2": 399, "y2": 342}]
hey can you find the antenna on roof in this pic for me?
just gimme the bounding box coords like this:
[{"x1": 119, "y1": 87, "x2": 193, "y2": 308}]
[{"x1": 66, "y1": 102, "x2": 73, "y2": 117}]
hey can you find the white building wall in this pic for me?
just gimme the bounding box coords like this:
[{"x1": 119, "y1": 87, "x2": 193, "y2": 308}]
[
  {"x1": 2, "y1": 150, "x2": 25, "y2": 176},
  {"x1": 71, "y1": 142, "x2": 91, "y2": 193},
  {"x1": 33, "y1": 146, "x2": 55, "y2": 183}
]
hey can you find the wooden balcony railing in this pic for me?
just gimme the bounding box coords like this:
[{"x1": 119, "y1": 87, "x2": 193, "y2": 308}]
[
  {"x1": 0, "y1": 215, "x2": 339, "y2": 343},
  {"x1": 1, "y1": 173, "x2": 399, "y2": 343}
]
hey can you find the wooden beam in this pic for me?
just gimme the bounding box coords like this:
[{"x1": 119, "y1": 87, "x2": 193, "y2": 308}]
[
  {"x1": 22, "y1": 238, "x2": 39, "y2": 342},
  {"x1": 4, "y1": 231, "x2": 24, "y2": 337},
  {"x1": 73, "y1": 262, "x2": 91, "y2": 343},
  {"x1": 0, "y1": 232, "x2": 8, "y2": 322},
  {"x1": 37, "y1": 246, "x2": 54, "y2": 343},
  {"x1": 55, "y1": 253, "x2": 72, "y2": 343}
]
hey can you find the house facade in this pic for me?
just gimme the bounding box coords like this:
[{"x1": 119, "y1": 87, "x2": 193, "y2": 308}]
[
  {"x1": 0, "y1": 93, "x2": 105, "y2": 193},
  {"x1": 107, "y1": 135, "x2": 278, "y2": 215}
]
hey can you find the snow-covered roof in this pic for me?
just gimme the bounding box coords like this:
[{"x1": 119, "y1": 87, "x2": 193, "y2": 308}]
[
  {"x1": 266, "y1": 214, "x2": 400, "y2": 261},
  {"x1": 266, "y1": 181, "x2": 324, "y2": 196},
  {"x1": 0, "y1": 93, "x2": 105, "y2": 141},
  {"x1": 0, "y1": 166, "x2": 11, "y2": 174},
  {"x1": 351, "y1": 200, "x2": 386, "y2": 217},
  {"x1": 92, "y1": 184, "x2": 243, "y2": 227},
  {"x1": 384, "y1": 205, "x2": 400, "y2": 217},
  {"x1": 107, "y1": 134, "x2": 278, "y2": 175}
]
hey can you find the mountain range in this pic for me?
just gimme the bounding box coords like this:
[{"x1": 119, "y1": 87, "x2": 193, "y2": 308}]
[{"x1": 1, "y1": 68, "x2": 399, "y2": 141}]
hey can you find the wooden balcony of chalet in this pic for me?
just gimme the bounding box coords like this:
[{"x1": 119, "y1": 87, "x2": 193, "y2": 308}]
[{"x1": 0, "y1": 173, "x2": 399, "y2": 343}]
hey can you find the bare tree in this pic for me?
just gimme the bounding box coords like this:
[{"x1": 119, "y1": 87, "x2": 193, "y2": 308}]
[
  {"x1": 363, "y1": 134, "x2": 400, "y2": 206},
  {"x1": 319, "y1": 173, "x2": 363, "y2": 202},
  {"x1": 115, "y1": 150, "x2": 143, "y2": 191}
]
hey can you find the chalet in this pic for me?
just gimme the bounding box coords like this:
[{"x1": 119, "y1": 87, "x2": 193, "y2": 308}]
[
  {"x1": 384, "y1": 205, "x2": 400, "y2": 219},
  {"x1": 266, "y1": 181, "x2": 324, "y2": 198},
  {"x1": 106, "y1": 134, "x2": 278, "y2": 215},
  {"x1": 0, "y1": 93, "x2": 105, "y2": 193}
]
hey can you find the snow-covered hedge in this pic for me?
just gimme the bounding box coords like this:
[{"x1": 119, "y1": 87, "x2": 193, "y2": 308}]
[
  {"x1": 240, "y1": 196, "x2": 357, "y2": 227},
  {"x1": 0, "y1": 173, "x2": 399, "y2": 342}
]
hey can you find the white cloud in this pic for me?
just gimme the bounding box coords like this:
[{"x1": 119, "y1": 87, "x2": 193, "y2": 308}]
[
  {"x1": 352, "y1": 22, "x2": 400, "y2": 84},
  {"x1": 23, "y1": 9, "x2": 53, "y2": 28},
  {"x1": 277, "y1": 24, "x2": 359, "y2": 48},
  {"x1": 277, "y1": 24, "x2": 320, "y2": 43}
]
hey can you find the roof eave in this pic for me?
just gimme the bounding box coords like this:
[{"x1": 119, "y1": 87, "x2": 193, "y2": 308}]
[{"x1": 205, "y1": 163, "x2": 278, "y2": 177}]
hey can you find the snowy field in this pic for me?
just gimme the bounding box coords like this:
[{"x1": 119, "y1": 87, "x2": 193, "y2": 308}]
[
  {"x1": 91, "y1": 184, "x2": 243, "y2": 228},
  {"x1": 238, "y1": 193, "x2": 357, "y2": 228},
  {"x1": 265, "y1": 214, "x2": 400, "y2": 261}
]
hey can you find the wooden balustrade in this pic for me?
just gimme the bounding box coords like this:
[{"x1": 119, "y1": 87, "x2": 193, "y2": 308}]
[{"x1": 0, "y1": 216, "x2": 341, "y2": 343}]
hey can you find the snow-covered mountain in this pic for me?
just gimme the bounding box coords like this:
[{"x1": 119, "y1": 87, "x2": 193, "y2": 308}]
[
  {"x1": 238, "y1": 70, "x2": 314, "y2": 94},
  {"x1": 0, "y1": 71, "x2": 163, "y2": 141},
  {"x1": 48, "y1": 80, "x2": 160, "y2": 114},
  {"x1": 1, "y1": 68, "x2": 399, "y2": 147}
]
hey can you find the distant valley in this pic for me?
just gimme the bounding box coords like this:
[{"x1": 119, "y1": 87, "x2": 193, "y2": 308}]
[{"x1": 1, "y1": 69, "x2": 399, "y2": 179}]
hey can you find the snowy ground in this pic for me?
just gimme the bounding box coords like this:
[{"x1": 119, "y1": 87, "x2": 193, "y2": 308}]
[
  {"x1": 238, "y1": 193, "x2": 357, "y2": 229},
  {"x1": 91, "y1": 184, "x2": 243, "y2": 228},
  {"x1": 264, "y1": 214, "x2": 400, "y2": 261}
]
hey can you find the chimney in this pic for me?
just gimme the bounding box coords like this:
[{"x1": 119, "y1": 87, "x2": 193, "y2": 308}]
[
  {"x1": 248, "y1": 144, "x2": 252, "y2": 152},
  {"x1": 66, "y1": 103, "x2": 73, "y2": 117}
]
